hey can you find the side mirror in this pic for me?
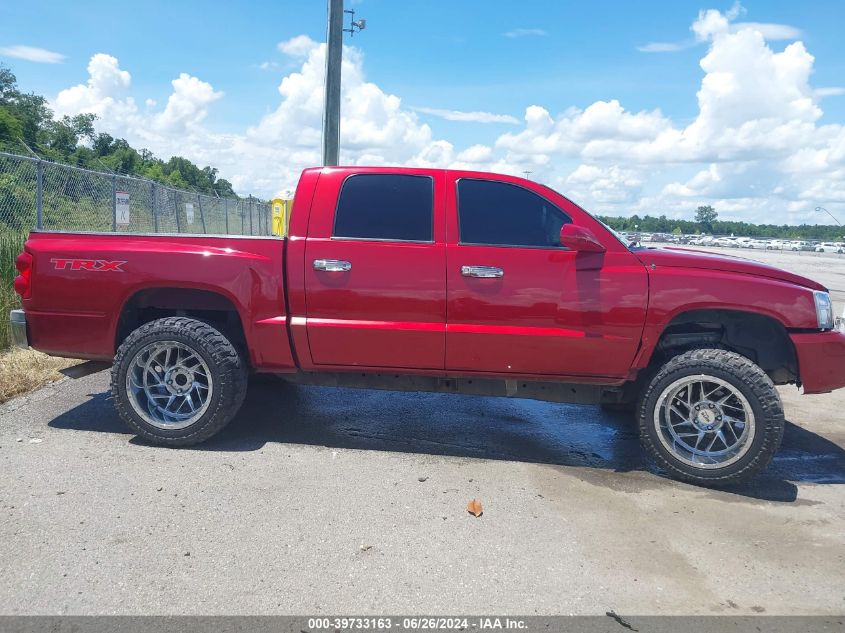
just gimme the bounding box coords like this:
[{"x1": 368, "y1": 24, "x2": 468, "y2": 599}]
[{"x1": 560, "y1": 224, "x2": 606, "y2": 253}]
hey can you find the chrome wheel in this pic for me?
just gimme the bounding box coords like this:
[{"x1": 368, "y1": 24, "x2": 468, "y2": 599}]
[
  {"x1": 125, "y1": 341, "x2": 213, "y2": 430},
  {"x1": 653, "y1": 375, "x2": 755, "y2": 469}
]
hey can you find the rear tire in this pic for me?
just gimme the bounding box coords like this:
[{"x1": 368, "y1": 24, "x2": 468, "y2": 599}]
[
  {"x1": 637, "y1": 349, "x2": 784, "y2": 486},
  {"x1": 112, "y1": 317, "x2": 248, "y2": 446}
]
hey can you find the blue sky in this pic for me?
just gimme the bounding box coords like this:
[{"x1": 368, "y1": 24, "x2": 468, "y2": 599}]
[{"x1": 2, "y1": 1, "x2": 845, "y2": 224}]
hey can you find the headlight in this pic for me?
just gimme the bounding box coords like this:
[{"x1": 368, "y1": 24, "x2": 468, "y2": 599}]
[{"x1": 814, "y1": 291, "x2": 834, "y2": 330}]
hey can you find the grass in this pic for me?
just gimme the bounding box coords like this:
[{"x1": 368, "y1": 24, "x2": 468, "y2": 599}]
[
  {"x1": 0, "y1": 348, "x2": 80, "y2": 404},
  {"x1": 0, "y1": 231, "x2": 81, "y2": 404},
  {"x1": 1, "y1": 230, "x2": 27, "y2": 350}
]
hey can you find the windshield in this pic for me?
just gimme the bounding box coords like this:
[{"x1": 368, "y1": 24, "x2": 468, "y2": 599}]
[
  {"x1": 538, "y1": 183, "x2": 634, "y2": 249},
  {"x1": 596, "y1": 217, "x2": 636, "y2": 248}
]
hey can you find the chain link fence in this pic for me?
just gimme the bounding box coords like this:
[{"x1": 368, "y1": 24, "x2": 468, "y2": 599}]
[
  {"x1": 0, "y1": 150, "x2": 273, "y2": 237},
  {"x1": 0, "y1": 149, "x2": 277, "y2": 349}
]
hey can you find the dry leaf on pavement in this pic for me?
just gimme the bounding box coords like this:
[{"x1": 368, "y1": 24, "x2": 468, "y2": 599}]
[{"x1": 467, "y1": 499, "x2": 483, "y2": 517}]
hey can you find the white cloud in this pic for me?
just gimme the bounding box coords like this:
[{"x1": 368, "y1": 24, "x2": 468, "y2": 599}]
[
  {"x1": 155, "y1": 74, "x2": 222, "y2": 132},
  {"x1": 278, "y1": 35, "x2": 319, "y2": 57},
  {"x1": 456, "y1": 144, "x2": 493, "y2": 163},
  {"x1": 564, "y1": 165, "x2": 644, "y2": 204},
  {"x1": 637, "y1": 41, "x2": 695, "y2": 53},
  {"x1": 640, "y1": 3, "x2": 800, "y2": 53},
  {"x1": 48, "y1": 38, "x2": 465, "y2": 198},
  {"x1": 0, "y1": 44, "x2": 65, "y2": 63},
  {"x1": 816, "y1": 87, "x2": 845, "y2": 98},
  {"x1": 413, "y1": 107, "x2": 519, "y2": 124},
  {"x1": 504, "y1": 29, "x2": 547, "y2": 38},
  {"x1": 53, "y1": 54, "x2": 138, "y2": 129},
  {"x1": 732, "y1": 22, "x2": 802, "y2": 41},
  {"x1": 693, "y1": 8, "x2": 802, "y2": 43},
  {"x1": 46, "y1": 10, "x2": 845, "y2": 224}
]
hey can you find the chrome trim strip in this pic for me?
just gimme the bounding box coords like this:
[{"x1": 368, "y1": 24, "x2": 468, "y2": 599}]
[{"x1": 461, "y1": 265, "x2": 504, "y2": 279}]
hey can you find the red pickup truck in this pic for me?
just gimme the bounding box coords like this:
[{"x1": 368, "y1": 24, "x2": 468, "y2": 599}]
[{"x1": 10, "y1": 167, "x2": 845, "y2": 485}]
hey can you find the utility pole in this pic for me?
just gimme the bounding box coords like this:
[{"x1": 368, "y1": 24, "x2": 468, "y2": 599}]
[
  {"x1": 322, "y1": 0, "x2": 344, "y2": 166},
  {"x1": 322, "y1": 0, "x2": 366, "y2": 166}
]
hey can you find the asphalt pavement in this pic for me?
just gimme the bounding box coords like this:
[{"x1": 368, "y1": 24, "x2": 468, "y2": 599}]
[{"x1": 0, "y1": 246, "x2": 843, "y2": 615}]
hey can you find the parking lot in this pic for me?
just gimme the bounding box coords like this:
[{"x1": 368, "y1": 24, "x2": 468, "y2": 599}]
[{"x1": 0, "y1": 247, "x2": 843, "y2": 616}]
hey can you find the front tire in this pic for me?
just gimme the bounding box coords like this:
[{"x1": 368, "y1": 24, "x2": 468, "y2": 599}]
[
  {"x1": 112, "y1": 317, "x2": 248, "y2": 446},
  {"x1": 637, "y1": 349, "x2": 784, "y2": 486}
]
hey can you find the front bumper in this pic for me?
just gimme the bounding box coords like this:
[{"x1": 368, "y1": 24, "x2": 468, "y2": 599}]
[
  {"x1": 790, "y1": 329, "x2": 845, "y2": 394},
  {"x1": 9, "y1": 309, "x2": 28, "y2": 349}
]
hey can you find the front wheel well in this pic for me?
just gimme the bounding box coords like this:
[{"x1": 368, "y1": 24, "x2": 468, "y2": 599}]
[
  {"x1": 649, "y1": 309, "x2": 798, "y2": 385},
  {"x1": 115, "y1": 288, "x2": 248, "y2": 364}
]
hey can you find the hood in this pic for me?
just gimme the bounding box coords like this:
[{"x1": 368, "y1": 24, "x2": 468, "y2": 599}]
[{"x1": 633, "y1": 247, "x2": 826, "y2": 291}]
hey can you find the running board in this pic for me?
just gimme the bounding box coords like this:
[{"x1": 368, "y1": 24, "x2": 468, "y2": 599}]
[{"x1": 281, "y1": 371, "x2": 603, "y2": 405}]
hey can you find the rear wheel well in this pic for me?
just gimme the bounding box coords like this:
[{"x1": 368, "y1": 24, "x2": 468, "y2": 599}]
[
  {"x1": 650, "y1": 309, "x2": 798, "y2": 385},
  {"x1": 116, "y1": 288, "x2": 248, "y2": 365}
]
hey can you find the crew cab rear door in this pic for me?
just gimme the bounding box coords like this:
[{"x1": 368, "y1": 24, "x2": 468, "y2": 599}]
[
  {"x1": 303, "y1": 168, "x2": 446, "y2": 370},
  {"x1": 444, "y1": 173, "x2": 648, "y2": 378}
]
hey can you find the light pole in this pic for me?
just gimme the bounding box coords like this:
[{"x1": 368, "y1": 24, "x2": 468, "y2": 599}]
[
  {"x1": 816, "y1": 206, "x2": 841, "y2": 226},
  {"x1": 322, "y1": 0, "x2": 366, "y2": 167}
]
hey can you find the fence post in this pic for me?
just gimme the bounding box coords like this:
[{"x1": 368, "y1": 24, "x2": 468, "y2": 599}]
[
  {"x1": 174, "y1": 190, "x2": 182, "y2": 233},
  {"x1": 111, "y1": 174, "x2": 117, "y2": 232},
  {"x1": 249, "y1": 195, "x2": 254, "y2": 235},
  {"x1": 224, "y1": 198, "x2": 229, "y2": 235},
  {"x1": 240, "y1": 199, "x2": 244, "y2": 234},
  {"x1": 35, "y1": 159, "x2": 44, "y2": 229},
  {"x1": 197, "y1": 193, "x2": 207, "y2": 233},
  {"x1": 151, "y1": 182, "x2": 159, "y2": 233}
]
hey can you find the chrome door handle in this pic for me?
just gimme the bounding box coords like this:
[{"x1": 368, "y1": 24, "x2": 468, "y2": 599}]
[
  {"x1": 313, "y1": 259, "x2": 351, "y2": 272},
  {"x1": 461, "y1": 265, "x2": 503, "y2": 278}
]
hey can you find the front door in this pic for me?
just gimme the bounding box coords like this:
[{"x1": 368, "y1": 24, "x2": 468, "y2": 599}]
[
  {"x1": 445, "y1": 175, "x2": 648, "y2": 378},
  {"x1": 305, "y1": 170, "x2": 446, "y2": 370}
]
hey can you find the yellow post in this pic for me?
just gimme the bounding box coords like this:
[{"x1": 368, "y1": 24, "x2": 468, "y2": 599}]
[{"x1": 271, "y1": 198, "x2": 292, "y2": 236}]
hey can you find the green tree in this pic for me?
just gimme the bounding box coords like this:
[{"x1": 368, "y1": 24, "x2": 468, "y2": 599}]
[
  {"x1": 0, "y1": 107, "x2": 23, "y2": 146},
  {"x1": 0, "y1": 66, "x2": 17, "y2": 104},
  {"x1": 214, "y1": 178, "x2": 236, "y2": 197},
  {"x1": 695, "y1": 205, "x2": 718, "y2": 232},
  {"x1": 93, "y1": 132, "x2": 114, "y2": 156}
]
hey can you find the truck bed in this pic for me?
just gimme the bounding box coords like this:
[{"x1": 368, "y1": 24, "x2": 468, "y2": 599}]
[{"x1": 19, "y1": 231, "x2": 296, "y2": 371}]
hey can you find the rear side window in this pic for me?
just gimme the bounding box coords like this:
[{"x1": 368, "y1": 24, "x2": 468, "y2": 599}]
[
  {"x1": 333, "y1": 174, "x2": 433, "y2": 242},
  {"x1": 457, "y1": 179, "x2": 571, "y2": 248}
]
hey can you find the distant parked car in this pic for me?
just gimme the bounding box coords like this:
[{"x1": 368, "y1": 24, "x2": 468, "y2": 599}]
[
  {"x1": 766, "y1": 240, "x2": 786, "y2": 250},
  {"x1": 816, "y1": 242, "x2": 844, "y2": 253},
  {"x1": 790, "y1": 241, "x2": 813, "y2": 251},
  {"x1": 747, "y1": 240, "x2": 769, "y2": 249}
]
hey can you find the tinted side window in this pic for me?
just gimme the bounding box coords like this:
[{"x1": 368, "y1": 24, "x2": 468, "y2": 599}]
[
  {"x1": 333, "y1": 174, "x2": 433, "y2": 242},
  {"x1": 458, "y1": 179, "x2": 571, "y2": 248}
]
